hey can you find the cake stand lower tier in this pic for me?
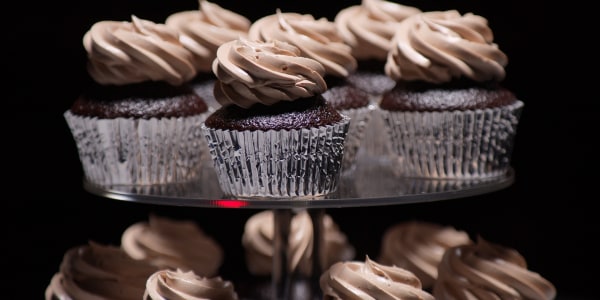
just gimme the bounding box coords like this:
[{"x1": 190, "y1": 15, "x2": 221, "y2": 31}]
[{"x1": 83, "y1": 154, "x2": 515, "y2": 300}]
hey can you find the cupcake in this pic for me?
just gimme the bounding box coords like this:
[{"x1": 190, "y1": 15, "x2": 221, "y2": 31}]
[
  {"x1": 121, "y1": 214, "x2": 223, "y2": 277},
  {"x1": 144, "y1": 269, "x2": 238, "y2": 300},
  {"x1": 380, "y1": 10, "x2": 524, "y2": 179},
  {"x1": 334, "y1": 0, "x2": 421, "y2": 99},
  {"x1": 202, "y1": 38, "x2": 350, "y2": 199},
  {"x1": 165, "y1": 0, "x2": 251, "y2": 110},
  {"x1": 320, "y1": 255, "x2": 434, "y2": 300},
  {"x1": 378, "y1": 220, "x2": 472, "y2": 290},
  {"x1": 334, "y1": 0, "x2": 422, "y2": 161},
  {"x1": 433, "y1": 236, "x2": 557, "y2": 300},
  {"x1": 64, "y1": 15, "x2": 211, "y2": 186},
  {"x1": 248, "y1": 9, "x2": 372, "y2": 173},
  {"x1": 45, "y1": 241, "x2": 158, "y2": 300},
  {"x1": 242, "y1": 210, "x2": 355, "y2": 277}
]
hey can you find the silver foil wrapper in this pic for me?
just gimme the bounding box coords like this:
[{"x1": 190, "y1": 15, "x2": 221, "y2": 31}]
[
  {"x1": 339, "y1": 105, "x2": 374, "y2": 174},
  {"x1": 360, "y1": 105, "x2": 395, "y2": 163},
  {"x1": 64, "y1": 111, "x2": 210, "y2": 186},
  {"x1": 202, "y1": 116, "x2": 350, "y2": 199},
  {"x1": 380, "y1": 101, "x2": 524, "y2": 179}
]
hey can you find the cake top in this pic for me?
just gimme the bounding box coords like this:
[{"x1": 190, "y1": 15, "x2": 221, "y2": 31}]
[
  {"x1": 165, "y1": 0, "x2": 251, "y2": 73},
  {"x1": 385, "y1": 10, "x2": 508, "y2": 84},
  {"x1": 144, "y1": 269, "x2": 238, "y2": 300},
  {"x1": 83, "y1": 15, "x2": 197, "y2": 86},
  {"x1": 434, "y1": 236, "x2": 557, "y2": 300},
  {"x1": 378, "y1": 220, "x2": 472, "y2": 289},
  {"x1": 70, "y1": 82, "x2": 208, "y2": 118},
  {"x1": 203, "y1": 96, "x2": 342, "y2": 131},
  {"x1": 379, "y1": 80, "x2": 517, "y2": 112},
  {"x1": 320, "y1": 255, "x2": 435, "y2": 300},
  {"x1": 322, "y1": 82, "x2": 371, "y2": 110},
  {"x1": 211, "y1": 38, "x2": 327, "y2": 109},
  {"x1": 121, "y1": 214, "x2": 223, "y2": 277},
  {"x1": 45, "y1": 241, "x2": 158, "y2": 300},
  {"x1": 334, "y1": 0, "x2": 422, "y2": 61},
  {"x1": 249, "y1": 9, "x2": 356, "y2": 78}
]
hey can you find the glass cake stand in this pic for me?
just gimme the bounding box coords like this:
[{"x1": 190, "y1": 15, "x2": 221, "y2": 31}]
[{"x1": 83, "y1": 151, "x2": 514, "y2": 300}]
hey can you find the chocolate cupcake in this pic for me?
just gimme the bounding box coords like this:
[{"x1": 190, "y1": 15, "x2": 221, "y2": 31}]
[
  {"x1": 248, "y1": 9, "x2": 373, "y2": 173},
  {"x1": 144, "y1": 269, "x2": 238, "y2": 300},
  {"x1": 121, "y1": 214, "x2": 223, "y2": 277},
  {"x1": 434, "y1": 237, "x2": 556, "y2": 300},
  {"x1": 45, "y1": 241, "x2": 158, "y2": 300},
  {"x1": 333, "y1": 0, "x2": 422, "y2": 161},
  {"x1": 165, "y1": 0, "x2": 251, "y2": 110},
  {"x1": 64, "y1": 15, "x2": 210, "y2": 186},
  {"x1": 333, "y1": 0, "x2": 422, "y2": 100},
  {"x1": 320, "y1": 255, "x2": 434, "y2": 300},
  {"x1": 380, "y1": 10, "x2": 524, "y2": 179},
  {"x1": 378, "y1": 220, "x2": 472, "y2": 290},
  {"x1": 202, "y1": 38, "x2": 350, "y2": 199},
  {"x1": 241, "y1": 210, "x2": 355, "y2": 277}
]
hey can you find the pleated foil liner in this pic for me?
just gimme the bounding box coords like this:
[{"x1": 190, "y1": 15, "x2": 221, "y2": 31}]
[
  {"x1": 64, "y1": 110, "x2": 210, "y2": 186},
  {"x1": 361, "y1": 104, "x2": 394, "y2": 161},
  {"x1": 380, "y1": 100, "x2": 524, "y2": 179},
  {"x1": 202, "y1": 116, "x2": 350, "y2": 199},
  {"x1": 339, "y1": 105, "x2": 374, "y2": 174}
]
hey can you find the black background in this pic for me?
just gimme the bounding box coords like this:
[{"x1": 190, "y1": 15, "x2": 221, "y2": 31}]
[{"x1": 5, "y1": 0, "x2": 596, "y2": 299}]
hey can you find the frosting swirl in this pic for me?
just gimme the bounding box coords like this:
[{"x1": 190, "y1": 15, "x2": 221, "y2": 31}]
[
  {"x1": 242, "y1": 210, "x2": 355, "y2": 276},
  {"x1": 144, "y1": 269, "x2": 238, "y2": 300},
  {"x1": 379, "y1": 221, "x2": 472, "y2": 289},
  {"x1": 433, "y1": 237, "x2": 557, "y2": 300},
  {"x1": 385, "y1": 10, "x2": 508, "y2": 84},
  {"x1": 212, "y1": 38, "x2": 327, "y2": 108},
  {"x1": 320, "y1": 256, "x2": 435, "y2": 300},
  {"x1": 45, "y1": 241, "x2": 158, "y2": 300},
  {"x1": 121, "y1": 214, "x2": 223, "y2": 277},
  {"x1": 84, "y1": 15, "x2": 197, "y2": 86},
  {"x1": 165, "y1": 0, "x2": 251, "y2": 73},
  {"x1": 248, "y1": 10, "x2": 356, "y2": 78},
  {"x1": 334, "y1": 0, "x2": 421, "y2": 60}
]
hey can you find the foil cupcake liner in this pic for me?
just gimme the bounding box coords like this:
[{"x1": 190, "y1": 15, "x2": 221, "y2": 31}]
[
  {"x1": 361, "y1": 105, "x2": 394, "y2": 161},
  {"x1": 64, "y1": 110, "x2": 210, "y2": 186},
  {"x1": 380, "y1": 101, "x2": 524, "y2": 179},
  {"x1": 339, "y1": 105, "x2": 374, "y2": 174},
  {"x1": 202, "y1": 116, "x2": 350, "y2": 199}
]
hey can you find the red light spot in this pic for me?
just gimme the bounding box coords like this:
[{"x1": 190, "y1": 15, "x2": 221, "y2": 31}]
[{"x1": 211, "y1": 199, "x2": 249, "y2": 208}]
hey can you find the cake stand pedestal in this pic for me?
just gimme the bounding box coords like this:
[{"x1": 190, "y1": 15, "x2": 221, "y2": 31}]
[{"x1": 83, "y1": 152, "x2": 514, "y2": 300}]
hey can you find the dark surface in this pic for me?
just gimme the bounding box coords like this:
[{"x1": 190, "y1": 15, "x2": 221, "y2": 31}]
[{"x1": 6, "y1": 0, "x2": 595, "y2": 299}]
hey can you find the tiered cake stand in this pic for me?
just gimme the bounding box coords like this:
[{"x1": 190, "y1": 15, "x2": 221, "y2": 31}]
[{"x1": 83, "y1": 150, "x2": 514, "y2": 300}]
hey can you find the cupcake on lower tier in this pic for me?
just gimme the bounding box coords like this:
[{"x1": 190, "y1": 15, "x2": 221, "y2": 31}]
[
  {"x1": 202, "y1": 38, "x2": 350, "y2": 199},
  {"x1": 45, "y1": 241, "x2": 158, "y2": 300},
  {"x1": 378, "y1": 220, "x2": 472, "y2": 290},
  {"x1": 380, "y1": 10, "x2": 524, "y2": 179},
  {"x1": 121, "y1": 214, "x2": 223, "y2": 277},
  {"x1": 144, "y1": 269, "x2": 238, "y2": 300},
  {"x1": 434, "y1": 236, "x2": 556, "y2": 300},
  {"x1": 64, "y1": 15, "x2": 210, "y2": 186},
  {"x1": 320, "y1": 255, "x2": 434, "y2": 300},
  {"x1": 242, "y1": 210, "x2": 355, "y2": 277}
]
